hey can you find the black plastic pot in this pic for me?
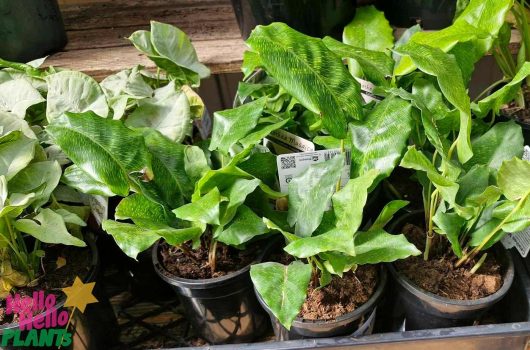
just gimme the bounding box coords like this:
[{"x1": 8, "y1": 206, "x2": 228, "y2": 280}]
[
  {"x1": 387, "y1": 210, "x2": 515, "y2": 331},
  {"x1": 256, "y1": 265, "x2": 387, "y2": 340},
  {"x1": 0, "y1": 0, "x2": 67, "y2": 62},
  {"x1": 152, "y1": 241, "x2": 269, "y2": 344},
  {"x1": 230, "y1": 0, "x2": 357, "y2": 40},
  {"x1": 380, "y1": 0, "x2": 457, "y2": 30},
  {"x1": 0, "y1": 233, "x2": 117, "y2": 350}
]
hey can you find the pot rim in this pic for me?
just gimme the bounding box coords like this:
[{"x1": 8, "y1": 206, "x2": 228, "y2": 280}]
[
  {"x1": 151, "y1": 239, "x2": 268, "y2": 289},
  {"x1": 387, "y1": 210, "x2": 515, "y2": 307},
  {"x1": 0, "y1": 232, "x2": 99, "y2": 331},
  {"x1": 256, "y1": 264, "x2": 387, "y2": 327}
]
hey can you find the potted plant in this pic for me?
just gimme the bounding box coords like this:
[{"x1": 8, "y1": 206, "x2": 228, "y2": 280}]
[
  {"x1": 40, "y1": 22, "x2": 288, "y2": 344},
  {"x1": 472, "y1": 0, "x2": 530, "y2": 144},
  {"x1": 0, "y1": 112, "x2": 101, "y2": 348},
  {"x1": 250, "y1": 156, "x2": 420, "y2": 339}
]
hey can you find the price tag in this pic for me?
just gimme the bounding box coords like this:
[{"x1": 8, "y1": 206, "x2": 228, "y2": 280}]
[
  {"x1": 86, "y1": 195, "x2": 108, "y2": 226},
  {"x1": 501, "y1": 145, "x2": 530, "y2": 256},
  {"x1": 277, "y1": 148, "x2": 351, "y2": 194},
  {"x1": 264, "y1": 129, "x2": 315, "y2": 155},
  {"x1": 355, "y1": 77, "x2": 383, "y2": 104}
]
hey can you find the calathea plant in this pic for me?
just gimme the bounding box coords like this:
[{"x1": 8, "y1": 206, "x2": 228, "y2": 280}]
[
  {"x1": 250, "y1": 155, "x2": 420, "y2": 329},
  {"x1": 0, "y1": 113, "x2": 88, "y2": 298}
]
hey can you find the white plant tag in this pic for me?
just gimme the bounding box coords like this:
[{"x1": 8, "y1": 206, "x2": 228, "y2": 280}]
[
  {"x1": 264, "y1": 129, "x2": 315, "y2": 155},
  {"x1": 87, "y1": 195, "x2": 108, "y2": 226},
  {"x1": 501, "y1": 145, "x2": 530, "y2": 256},
  {"x1": 277, "y1": 148, "x2": 351, "y2": 194},
  {"x1": 355, "y1": 77, "x2": 382, "y2": 104}
]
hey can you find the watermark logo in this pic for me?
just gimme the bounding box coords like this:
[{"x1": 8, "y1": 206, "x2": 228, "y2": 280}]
[{"x1": 1, "y1": 277, "x2": 98, "y2": 348}]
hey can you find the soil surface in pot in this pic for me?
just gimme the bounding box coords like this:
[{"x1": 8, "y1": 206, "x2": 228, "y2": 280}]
[
  {"x1": 502, "y1": 85, "x2": 530, "y2": 124},
  {"x1": 0, "y1": 244, "x2": 92, "y2": 325},
  {"x1": 159, "y1": 240, "x2": 258, "y2": 279},
  {"x1": 268, "y1": 251, "x2": 378, "y2": 320},
  {"x1": 301, "y1": 266, "x2": 377, "y2": 320},
  {"x1": 385, "y1": 168, "x2": 423, "y2": 210},
  {"x1": 395, "y1": 223, "x2": 503, "y2": 300}
]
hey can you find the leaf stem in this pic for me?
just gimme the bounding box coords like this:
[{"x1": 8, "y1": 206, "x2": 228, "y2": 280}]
[
  {"x1": 335, "y1": 139, "x2": 345, "y2": 193},
  {"x1": 470, "y1": 253, "x2": 487, "y2": 274},
  {"x1": 208, "y1": 239, "x2": 217, "y2": 274}
]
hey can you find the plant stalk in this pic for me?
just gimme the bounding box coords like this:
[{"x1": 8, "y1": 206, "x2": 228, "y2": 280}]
[
  {"x1": 335, "y1": 139, "x2": 345, "y2": 192},
  {"x1": 208, "y1": 239, "x2": 218, "y2": 274},
  {"x1": 469, "y1": 253, "x2": 488, "y2": 274}
]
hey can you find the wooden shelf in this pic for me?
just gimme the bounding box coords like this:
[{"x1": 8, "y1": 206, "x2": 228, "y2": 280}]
[
  {"x1": 48, "y1": 0, "x2": 247, "y2": 80},
  {"x1": 48, "y1": 0, "x2": 522, "y2": 81}
]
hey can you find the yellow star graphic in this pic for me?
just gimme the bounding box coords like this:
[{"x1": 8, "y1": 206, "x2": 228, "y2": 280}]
[{"x1": 61, "y1": 277, "x2": 98, "y2": 313}]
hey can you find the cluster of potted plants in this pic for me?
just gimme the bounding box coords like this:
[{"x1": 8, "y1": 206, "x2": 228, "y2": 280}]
[{"x1": 1, "y1": 0, "x2": 530, "y2": 347}]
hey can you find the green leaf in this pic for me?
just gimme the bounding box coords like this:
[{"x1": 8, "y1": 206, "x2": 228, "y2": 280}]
[
  {"x1": 493, "y1": 198, "x2": 530, "y2": 233},
  {"x1": 9, "y1": 161, "x2": 62, "y2": 209},
  {"x1": 181, "y1": 85, "x2": 205, "y2": 120},
  {"x1": 288, "y1": 154, "x2": 344, "y2": 237},
  {"x1": 466, "y1": 122, "x2": 524, "y2": 171},
  {"x1": 61, "y1": 165, "x2": 115, "y2": 197},
  {"x1": 142, "y1": 130, "x2": 199, "y2": 206},
  {"x1": 102, "y1": 220, "x2": 201, "y2": 259},
  {"x1": 395, "y1": 0, "x2": 513, "y2": 75},
  {"x1": 0, "y1": 131, "x2": 36, "y2": 180},
  {"x1": 46, "y1": 111, "x2": 153, "y2": 197},
  {"x1": 100, "y1": 66, "x2": 153, "y2": 120},
  {"x1": 322, "y1": 37, "x2": 393, "y2": 86},
  {"x1": 15, "y1": 208, "x2": 86, "y2": 247},
  {"x1": 45, "y1": 71, "x2": 109, "y2": 122},
  {"x1": 347, "y1": 229, "x2": 421, "y2": 264},
  {"x1": 125, "y1": 81, "x2": 191, "y2": 142},
  {"x1": 215, "y1": 205, "x2": 268, "y2": 245},
  {"x1": 209, "y1": 97, "x2": 266, "y2": 154},
  {"x1": 394, "y1": 42, "x2": 472, "y2": 163},
  {"x1": 400, "y1": 147, "x2": 460, "y2": 207},
  {"x1": 342, "y1": 5, "x2": 394, "y2": 53},
  {"x1": 332, "y1": 169, "x2": 379, "y2": 232},
  {"x1": 220, "y1": 178, "x2": 260, "y2": 225},
  {"x1": 433, "y1": 210, "x2": 465, "y2": 257},
  {"x1": 349, "y1": 96, "x2": 413, "y2": 185},
  {"x1": 250, "y1": 261, "x2": 312, "y2": 330},
  {"x1": 246, "y1": 23, "x2": 363, "y2": 139},
  {"x1": 150, "y1": 21, "x2": 210, "y2": 79},
  {"x1": 239, "y1": 119, "x2": 290, "y2": 149},
  {"x1": 473, "y1": 62, "x2": 530, "y2": 118},
  {"x1": 0, "y1": 78, "x2": 44, "y2": 117},
  {"x1": 370, "y1": 200, "x2": 410, "y2": 231},
  {"x1": 53, "y1": 208, "x2": 87, "y2": 227},
  {"x1": 0, "y1": 111, "x2": 37, "y2": 139},
  {"x1": 115, "y1": 193, "x2": 170, "y2": 228},
  {"x1": 284, "y1": 228, "x2": 355, "y2": 258},
  {"x1": 173, "y1": 187, "x2": 223, "y2": 225},
  {"x1": 497, "y1": 157, "x2": 530, "y2": 201}
]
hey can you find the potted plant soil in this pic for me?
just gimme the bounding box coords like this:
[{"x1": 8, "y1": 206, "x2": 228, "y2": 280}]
[
  {"x1": 0, "y1": 114, "x2": 102, "y2": 348},
  {"x1": 250, "y1": 157, "x2": 420, "y2": 339}
]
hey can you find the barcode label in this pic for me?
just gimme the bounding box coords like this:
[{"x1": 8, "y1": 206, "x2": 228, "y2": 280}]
[
  {"x1": 277, "y1": 149, "x2": 351, "y2": 194},
  {"x1": 264, "y1": 129, "x2": 315, "y2": 155}
]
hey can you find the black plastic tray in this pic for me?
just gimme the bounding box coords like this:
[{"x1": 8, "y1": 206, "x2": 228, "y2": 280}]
[{"x1": 169, "y1": 249, "x2": 530, "y2": 350}]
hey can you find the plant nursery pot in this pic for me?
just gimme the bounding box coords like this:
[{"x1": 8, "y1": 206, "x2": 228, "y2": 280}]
[
  {"x1": 387, "y1": 210, "x2": 515, "y2": 331},
  {"x1": 380, "y1": 0, "x2": 457, "y2": 30},
  {"x1": 230, "y1": 0, "x2": 357, "y2": 40},
  {"x1": 0, "y1": 0, "x2": 67, "y2": 62},
  {"x1": 256, "y1": 265, "x2": 387, "y2": 340},
  {"x1": 0, "y1": 233, "x2": 117, "y2": 350},
  {"x1": 151, "y1": 241, "x2": 269, "y2": 344}
]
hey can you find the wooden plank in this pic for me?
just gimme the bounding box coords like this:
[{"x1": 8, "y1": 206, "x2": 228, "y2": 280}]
[
  {"x1": 45, "y1": 38, "x2": 246, "y2": 80},
  {"x1": 63, "y1": 20, "x2": 241, "y2": 51}
]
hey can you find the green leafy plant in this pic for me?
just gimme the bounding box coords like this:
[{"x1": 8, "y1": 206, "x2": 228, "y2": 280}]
[
  {"x1": 0, "y1": 115, "x2": 88, "y2": 298},
  {"x1": 250, "y1": 158, "x2": 420, "y2": 329}
]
